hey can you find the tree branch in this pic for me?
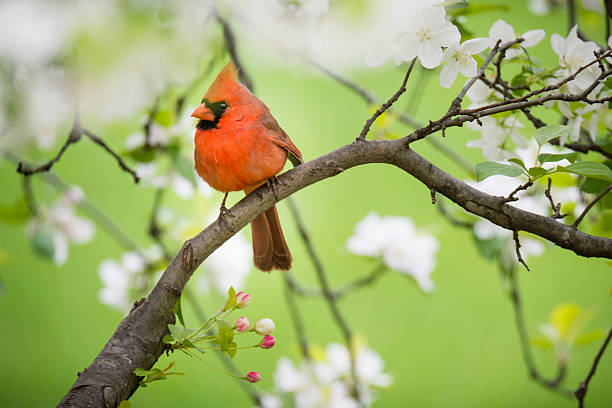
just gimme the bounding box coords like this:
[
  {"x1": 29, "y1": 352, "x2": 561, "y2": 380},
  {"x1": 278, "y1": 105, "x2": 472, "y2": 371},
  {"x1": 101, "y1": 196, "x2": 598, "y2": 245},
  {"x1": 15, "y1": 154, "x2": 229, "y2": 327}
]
[{"x1": 59, "y1": 131, "x2": 612, "y2": 405}]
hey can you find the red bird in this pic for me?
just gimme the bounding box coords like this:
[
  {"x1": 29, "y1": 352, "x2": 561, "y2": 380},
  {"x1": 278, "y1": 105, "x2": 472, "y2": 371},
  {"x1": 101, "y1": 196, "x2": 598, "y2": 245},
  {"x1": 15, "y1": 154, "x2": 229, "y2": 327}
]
[{"x1": 191, "y1": 62, "x2": 302, "y2": 272}]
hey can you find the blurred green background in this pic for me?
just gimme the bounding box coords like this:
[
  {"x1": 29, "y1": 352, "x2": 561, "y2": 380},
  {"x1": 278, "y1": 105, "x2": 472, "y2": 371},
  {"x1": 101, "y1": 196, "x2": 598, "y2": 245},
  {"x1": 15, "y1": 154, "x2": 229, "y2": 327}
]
[{"x1": 0, "y1": 0, "x2": 610, "y2": 407}]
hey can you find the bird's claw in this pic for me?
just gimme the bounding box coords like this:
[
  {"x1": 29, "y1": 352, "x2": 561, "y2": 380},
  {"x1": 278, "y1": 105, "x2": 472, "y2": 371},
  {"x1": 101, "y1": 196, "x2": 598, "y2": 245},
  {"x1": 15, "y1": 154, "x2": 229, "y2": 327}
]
[
  {"x1": 217, "y1": 205, "x2": 235, "y2": 232},
  {"x1": 267, "y1": 176, "x2": 280, "y2": 202}
]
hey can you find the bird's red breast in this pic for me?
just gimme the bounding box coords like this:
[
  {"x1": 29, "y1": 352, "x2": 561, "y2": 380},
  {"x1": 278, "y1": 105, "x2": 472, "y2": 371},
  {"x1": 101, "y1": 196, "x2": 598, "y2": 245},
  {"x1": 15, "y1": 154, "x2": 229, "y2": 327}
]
[{"x1": 192, "y1": 62, "x2": 302, "y2": 192}]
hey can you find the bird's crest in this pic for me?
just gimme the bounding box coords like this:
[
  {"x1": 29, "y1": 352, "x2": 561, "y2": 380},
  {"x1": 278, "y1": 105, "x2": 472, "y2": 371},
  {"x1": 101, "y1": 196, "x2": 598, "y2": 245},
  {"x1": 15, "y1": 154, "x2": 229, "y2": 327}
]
[{"x1": 204, "y1": 61, "x2": 241, "y2": 101}]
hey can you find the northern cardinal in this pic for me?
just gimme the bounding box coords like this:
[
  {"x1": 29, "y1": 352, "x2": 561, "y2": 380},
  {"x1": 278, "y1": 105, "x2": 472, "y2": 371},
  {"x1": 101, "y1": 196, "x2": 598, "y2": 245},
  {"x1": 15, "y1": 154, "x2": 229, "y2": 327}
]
[{"x1": 191, "y1": 62, "x2": 302, "y2": 272}]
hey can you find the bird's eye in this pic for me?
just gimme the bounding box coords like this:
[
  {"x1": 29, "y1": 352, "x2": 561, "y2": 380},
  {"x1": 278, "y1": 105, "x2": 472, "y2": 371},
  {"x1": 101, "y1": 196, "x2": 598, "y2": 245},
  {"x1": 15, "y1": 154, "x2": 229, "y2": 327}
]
[{"x1": 220, "y1": 103, "x2": 227, "y2": 110}]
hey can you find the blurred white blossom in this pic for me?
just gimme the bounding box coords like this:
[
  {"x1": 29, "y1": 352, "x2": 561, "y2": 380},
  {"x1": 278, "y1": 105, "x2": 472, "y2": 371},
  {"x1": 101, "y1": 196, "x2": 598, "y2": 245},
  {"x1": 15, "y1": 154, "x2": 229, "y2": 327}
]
[
  {"x1": 197, "y1": 231, "x2": 252, "y2": 295},
  {"x1": 347, "y1": 212, "x2": 439, "y2": 293},
  {"x1": 439, "y1": 38, "x2": 489, "y2": 88},
  {"x1": 266, "y1": 343, "x2": 392, "y2": 408},
  {"x1": 98, "y1": 246, "x2": 162, "y2": 312},
  {"x1": 26, "y1": 186, "x2": 95, "y2": 265},
  {"x1": 466, "y1": 116, "x2": 527, "y2": 161}
]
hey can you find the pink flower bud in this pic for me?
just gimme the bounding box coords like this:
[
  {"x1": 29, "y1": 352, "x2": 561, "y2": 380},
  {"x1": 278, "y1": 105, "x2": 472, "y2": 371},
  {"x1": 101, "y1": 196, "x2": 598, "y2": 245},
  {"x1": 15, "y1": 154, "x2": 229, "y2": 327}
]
[
  {"x1": 260, "y1": 335, "x2": 276, "y2": 349},
  {"x1": 255, "y1": 318, "x2": 275, "y2": 335},
  {"x1": 236, "y1": 316, "x2": 251, "y2": 332},
  {"x1": 236, "y1": 291, "x2": 252, "y2": 308},
  {"x1": 246, "y1": 371, "x2": 261, "y2": 383}
]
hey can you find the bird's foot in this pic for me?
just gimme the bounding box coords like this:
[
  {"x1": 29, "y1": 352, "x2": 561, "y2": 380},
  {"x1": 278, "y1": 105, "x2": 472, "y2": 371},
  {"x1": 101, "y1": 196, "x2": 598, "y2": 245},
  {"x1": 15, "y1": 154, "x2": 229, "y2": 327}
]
[
  {"x1": 267, "y1": 176, "x2": 280, "y2": 202},
  {"x1": 217, "y1": 205, "x2": 235, "y2": 232}
]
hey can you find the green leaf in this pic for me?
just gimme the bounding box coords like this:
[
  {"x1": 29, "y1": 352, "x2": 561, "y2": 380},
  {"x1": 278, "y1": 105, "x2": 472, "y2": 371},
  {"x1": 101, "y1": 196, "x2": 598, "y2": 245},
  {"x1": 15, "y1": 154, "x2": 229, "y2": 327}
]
[
  {"x1": 603, "y1": 77, "x2": 612, "y2": 89},
  {"x1": 581, "y1": 177, "x2": 611, "y2": 194},
  {"x1": 472, "y1": 233, "x2": 506, "y2": 261},
  {"x1": 534, "y1": 124, "x2": 571, "y2": 146},
  {"x1": 227, "y1": 341, "x2": 237, "y2": 358},
  {"x1": 126, "y1": 146, "x2": 156, "y2": 163},
  {"x1": 168, "y1": 324, "x2": 193, "y2": 341},
  {"x1": 538, "y1": 152, "x2": 579, "y2": 164},
  {"x1": 173, "y1": 297, "x2": 185, "y2": 327},
  {"x1": 575, "y1": 329, "x2": 605, "y2": 346},
  {"x1": 118, "y1": 401, "x2": 132, "y2": 408},
  {"x1": 154, "y1": 109, "x2": 174, "y2": 127},
  {"x1": 216, "y1": 319, "x2": 234, "y2": 353},
  {"x1": 508, "y1": 158, "x2": 527, "y2": 170},
  {"x1": 527, "y1": 166, "x2": 550, "y2": 179},
  {"x1": 134, "y1": 368, "x2": 149, "y2": 376},
  {"x1": 558, "y1": 162, "x2": 612, "y2": 181},
  {"x1": 475, "y1": 161, "x2": 524, "y2": 181},
  {"x1": 162, "y1": 334, "x2": 174, "y2": 344},
  {"x1": 510, "y1": 74, "x2": 528, "y2": 96},
  {"x1": 30, "y1": 227, "x2": 55, "y2": 259},
  {"x1": 222, "y1": 286, "x2": 237, "y2": 312},
  {"x1": 531, "y1": 337, "x2": 553, "y2": 350},
  {"x1": 0, "y1": 197, "x2": 30, "y2": 225}
]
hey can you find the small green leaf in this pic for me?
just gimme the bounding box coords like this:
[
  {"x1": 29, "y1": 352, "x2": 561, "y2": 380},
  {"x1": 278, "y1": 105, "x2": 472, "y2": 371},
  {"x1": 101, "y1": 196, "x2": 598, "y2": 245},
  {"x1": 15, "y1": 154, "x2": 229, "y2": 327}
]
[
  {"x1": 30, "y1": 227, "x2": 55, "y2": 259},
  {"x1": 126, "y1": 146, "x2": 156, "y2": 163},
  {"x1": 216, "y1": 319, "x2": 234, "y2": 353},
  {"x1": 154, "y1": 109, "x2": 174, "y2": 127},
  {"x1": 575, "y1": 329, "x2": 605, "y2": 346},
  {"x1": 173, "y1": 297, "x2": 185, "y2": 327},
  {"x1": 472, "y1": 233, "x2": 506, "y2": 261},
  {"x1": 134, "y1": 368, "x2": 149, "y2": 376},
  {"x1": 162, "y1": 334, "x2": 174, "y2": 344},
  {"x1": 222, "y1": 286, "x2": 237, "y2": 312},
  {"x1": 558, "y1": 162, "x2": 612, "y2": 181},
  {"x1": 508, "y1": 158, "x2": 527, "y2": 170},
  {"x1": 534, "y1": 124, "x2": 571, "y2": 146},
  {"x1": 118, "y1": 401, "x2": 132, "y2": 408},
  {"x1": 603, "y1": 77, "x2": 612, "y2": 89},
  {"x1": 227, "y1": 341, "x2": 237, "y2": 358},
  {"x1": 475, "y1": 161, "x2": 524, "y2": 181},
  {"x1": 527, "y1": 166, "x2": 550, "y2": 179},
  {"x1": 538, "y1": 152, "x2": 579, "y2": 164},
  {"x1": 581, "y1": 177, "x2": 611, "y2": 194},
  {"x1": 168, "y1": 324, "x2": 193, "y2": 341}
]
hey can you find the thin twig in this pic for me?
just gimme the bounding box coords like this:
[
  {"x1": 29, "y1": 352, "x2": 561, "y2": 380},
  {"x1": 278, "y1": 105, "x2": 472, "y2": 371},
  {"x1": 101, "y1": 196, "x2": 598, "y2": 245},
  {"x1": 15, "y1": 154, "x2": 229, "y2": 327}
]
[
  {"x1": 545, "y1": 178, "x2": 568, "y2": 219},
  {"x1": 574, "y1": 327, "x2": 612, "y2": 407},
  {"x1": 508, "y1": 269, "x2": 573, "y2": 397},
  {"x1": 357, "y1": 59, "x2": 416, "y2": 141},
  {"x1": 81, "y1": 129, "x2": 140, "y2": 183},
  {"x1": 572, "y1": 184, "x2": 612, "y2": 228},
  {"x1": 144, "y1": 97, "x2": 160, "y2": 147},
  {"x1": 504, "y1": 180, "x2": 534, "y2": 203},
  {"x1": 16, "y1": 124, "x2": 81, "y2": 176},
  {"x1": 436, "y1": 197, "x2": 475, "y2": 229},
  {"x1": 22, "y1": 176, "x2": 38, "y2": 216},
  {"x1": 512, "y1": 230, "x2": 530, "y2": 271}
]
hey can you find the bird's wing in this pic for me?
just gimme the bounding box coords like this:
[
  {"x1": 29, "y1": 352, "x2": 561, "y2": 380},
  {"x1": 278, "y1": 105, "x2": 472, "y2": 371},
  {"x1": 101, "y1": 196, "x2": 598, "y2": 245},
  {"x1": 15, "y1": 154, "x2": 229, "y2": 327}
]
[{"x1": 262, "y1": 114, "x2": 303, "y2": 167}]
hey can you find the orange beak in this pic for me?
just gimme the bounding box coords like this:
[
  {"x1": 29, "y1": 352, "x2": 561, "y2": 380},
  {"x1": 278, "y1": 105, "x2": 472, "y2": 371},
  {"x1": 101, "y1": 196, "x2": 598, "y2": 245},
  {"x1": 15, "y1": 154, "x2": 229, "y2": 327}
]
[{"x1": 191, "y1": 104, "x2": 215, "y2": 121}]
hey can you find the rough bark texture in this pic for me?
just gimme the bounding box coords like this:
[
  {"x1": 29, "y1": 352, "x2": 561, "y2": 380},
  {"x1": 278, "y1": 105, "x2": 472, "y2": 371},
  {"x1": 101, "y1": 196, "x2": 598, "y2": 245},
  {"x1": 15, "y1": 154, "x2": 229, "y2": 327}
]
[{"x1": 59, "y1": 138, "x2": 612, "y2": 407}]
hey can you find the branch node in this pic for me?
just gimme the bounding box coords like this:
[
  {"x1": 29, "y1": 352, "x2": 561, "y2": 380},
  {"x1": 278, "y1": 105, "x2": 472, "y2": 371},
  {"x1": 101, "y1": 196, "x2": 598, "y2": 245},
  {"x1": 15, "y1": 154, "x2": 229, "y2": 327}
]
[
  {"x1": 430, "y1": 188, "x2": 436, "y2": 205},
  {"x1": 181, "y1": 242, "x2": 195, "y2": 271},
  {"x1": 504, "y1": 180, "x2": 533, "y2": 202}
]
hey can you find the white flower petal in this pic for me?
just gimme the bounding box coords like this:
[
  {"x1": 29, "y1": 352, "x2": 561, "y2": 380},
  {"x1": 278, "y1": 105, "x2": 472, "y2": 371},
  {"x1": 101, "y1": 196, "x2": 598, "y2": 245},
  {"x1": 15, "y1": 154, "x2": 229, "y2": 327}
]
[
  {"x1": 442, "y1": 42, "x2": 460, "y2": 62},
  {"x1": 433, "y1": 24, "x2": 461, "y2": 47},
  {"x1": 489, "y1": 20, "x2": 515, "y2": 44},
  {"x1": 419, "y1": 40, "x2": 443, "y2": 69},
  {"x1": 439, "y1": 60, "x2": 459, "y2": 88},
  {"x1": 522, "y1": 29, "x2": 545, "y2": 47},
  {"x1": 550, "y1": 33, "x2": 565, "y2": 57},
  {"x1": 460, "y1": 38, "x2": 490, "y2": 54}
]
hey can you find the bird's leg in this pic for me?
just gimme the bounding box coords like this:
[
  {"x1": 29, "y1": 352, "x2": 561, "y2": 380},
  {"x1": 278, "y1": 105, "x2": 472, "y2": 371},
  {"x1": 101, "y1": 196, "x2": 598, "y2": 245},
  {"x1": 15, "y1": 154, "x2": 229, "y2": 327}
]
[
  {"x1": 267, "y1": 176, "x2": 280, "y2": 202},
  {"x1": 217, "y1": 192, "x2": 235, "y2": 232}
]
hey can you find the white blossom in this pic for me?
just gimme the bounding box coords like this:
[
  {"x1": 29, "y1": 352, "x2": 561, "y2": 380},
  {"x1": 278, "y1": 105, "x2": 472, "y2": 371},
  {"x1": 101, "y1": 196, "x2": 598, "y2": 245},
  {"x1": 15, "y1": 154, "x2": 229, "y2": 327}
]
[
  {"x1": 489, "y1": 19, "x2": 545, "y2": 58},
  {"x1": 551, "y1": 26, "x2": 601, "y2": 92},
  {"x1": 346, "y1": 212, "x2": 439, "y2": 293},
  {"x1": 269, "y1": 343, "x2": 392, "y2": 408},
  {"x1": 439, "y1": 38, "x2": 489, "y2": 88},
  {"x1": 466, "y1": 116, "x2": 527, "y2": 161},
  {"x1": 26, "y1": 187, "x2": 95, "y2": 265},
  {"x1": 395, "y1": 6, "x2": 461, "y2": 69}
]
